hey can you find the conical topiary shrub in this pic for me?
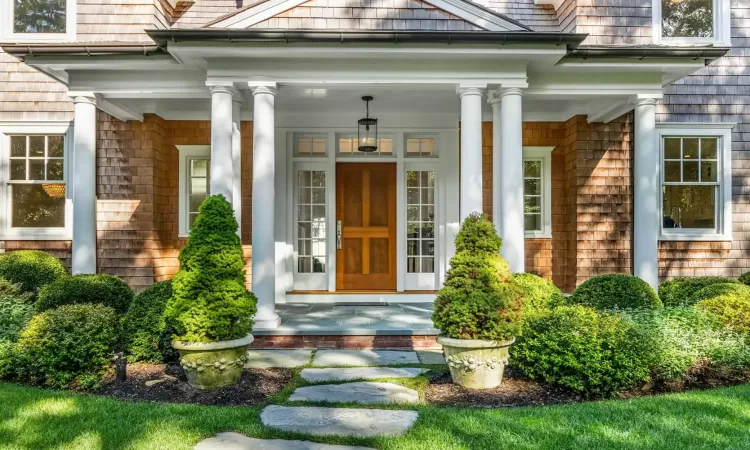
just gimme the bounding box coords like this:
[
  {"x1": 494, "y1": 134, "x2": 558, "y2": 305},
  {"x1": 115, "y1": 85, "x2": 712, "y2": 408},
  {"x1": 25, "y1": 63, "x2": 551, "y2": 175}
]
[
  {"x1": 164, "y1": 194, "x2": 257, "y2": 389},
  {"x1": 432, "y1": 213, "x2": 523, "y2": 389}
]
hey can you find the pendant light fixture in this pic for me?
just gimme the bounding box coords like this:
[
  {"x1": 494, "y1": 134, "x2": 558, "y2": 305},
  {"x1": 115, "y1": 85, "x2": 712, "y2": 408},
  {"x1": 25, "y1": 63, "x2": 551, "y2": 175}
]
[{"x1": 357, "y1": 95, "x2": 378, "y2": 152}]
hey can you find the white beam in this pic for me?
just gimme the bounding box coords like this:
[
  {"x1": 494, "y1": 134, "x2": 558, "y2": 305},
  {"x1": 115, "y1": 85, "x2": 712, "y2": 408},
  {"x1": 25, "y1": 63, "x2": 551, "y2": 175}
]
[
  {"x1": 97, "y1": 98, "x2": 144, "y2": 122},
  {"x1": 587, "y1": 99, "x2": 632, "y2": 124}
]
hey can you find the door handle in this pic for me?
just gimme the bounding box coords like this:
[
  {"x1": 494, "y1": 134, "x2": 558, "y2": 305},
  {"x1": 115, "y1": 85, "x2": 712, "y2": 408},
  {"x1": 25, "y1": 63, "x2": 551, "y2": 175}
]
[{"x1": 336, "y1": 220, "x2": 342, "y2": 250}]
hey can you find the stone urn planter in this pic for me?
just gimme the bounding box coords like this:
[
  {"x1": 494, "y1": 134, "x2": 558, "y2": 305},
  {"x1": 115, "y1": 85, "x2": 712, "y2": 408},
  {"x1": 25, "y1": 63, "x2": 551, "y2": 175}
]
[
  {"x1": 437, "y1": 336, "x2": 515, "y2": 389},
  {"x1": 173, "y1": 334, "x2": 253, "y2": 390}
]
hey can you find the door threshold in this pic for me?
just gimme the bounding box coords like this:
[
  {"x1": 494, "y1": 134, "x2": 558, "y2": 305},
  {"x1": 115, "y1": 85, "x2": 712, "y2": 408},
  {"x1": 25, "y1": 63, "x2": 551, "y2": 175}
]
[{"x1": 287, "y1": 290, "x2": 436, "y2": 295}]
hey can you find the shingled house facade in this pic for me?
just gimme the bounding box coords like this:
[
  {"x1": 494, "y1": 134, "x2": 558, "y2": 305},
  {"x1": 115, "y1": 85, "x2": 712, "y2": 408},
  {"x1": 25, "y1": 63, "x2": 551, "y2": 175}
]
[{"x1": 0, "y1": 0, "x2": 742, "y2": 332}]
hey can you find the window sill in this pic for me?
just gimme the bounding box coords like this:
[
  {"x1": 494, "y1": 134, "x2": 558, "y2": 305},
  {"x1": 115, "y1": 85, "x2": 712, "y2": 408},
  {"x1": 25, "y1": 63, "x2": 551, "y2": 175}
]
[
  {"x1": 525, "y1": 232, "x2": 552, "y2": 239},
  {"x1": 659, "y1": 233, "x2": 732, "y2": 242},
  {"x1": 0, "y1": 232, "x2": 71, "y2": 241}
]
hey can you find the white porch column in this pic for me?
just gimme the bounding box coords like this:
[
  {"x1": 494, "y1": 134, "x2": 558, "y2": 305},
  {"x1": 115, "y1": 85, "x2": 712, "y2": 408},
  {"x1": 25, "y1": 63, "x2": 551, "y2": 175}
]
[
  {"x1": 492, "y1": 88, "x2": 525, "y2": 273},
  {"x1": 232, "y1": 98, "x2": 242, "y2": 235},
  {"x1": 69, "y1": 92, "x2": 98, "y2": 274},
  {"x1": 458, "y1": 86, "x2": 484, "y2": 221},
  {"x1": 634, "y1": 96, "x2": 659, "y2": 289},
  {"x1": 208, "y1": 84, "x2": 235, "y2": 203},
  {"x1": 249, "y1": 82, "x2": 280, "y2": 329}
]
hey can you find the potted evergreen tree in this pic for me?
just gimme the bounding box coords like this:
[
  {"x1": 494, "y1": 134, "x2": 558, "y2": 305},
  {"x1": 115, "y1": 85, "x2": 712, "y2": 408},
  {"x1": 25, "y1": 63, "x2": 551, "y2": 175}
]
[
  {"x1": 432, "y1": 213, "x2": 523, "y2": 389},
  {"x1": 164, "y1": 194, "x2": 257, "y2": 389}
]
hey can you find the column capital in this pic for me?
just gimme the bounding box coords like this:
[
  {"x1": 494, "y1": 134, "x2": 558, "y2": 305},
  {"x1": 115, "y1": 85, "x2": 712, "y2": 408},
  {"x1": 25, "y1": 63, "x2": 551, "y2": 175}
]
[
  {"x1": 67, "y1": 91, "x2": 99, "y2": 105},
  {"x1": 456, "y1": 86, "x2": 485, "y2": 98},
  {"x1": 207, "y1": 83, "x2": 239, "y2": 97},
  {"x1": 487, "y1": 87, "x2": 524, "y2": 105},
  {"x1": 249, "y1": 81, "x2": 278, "y2": 96}
]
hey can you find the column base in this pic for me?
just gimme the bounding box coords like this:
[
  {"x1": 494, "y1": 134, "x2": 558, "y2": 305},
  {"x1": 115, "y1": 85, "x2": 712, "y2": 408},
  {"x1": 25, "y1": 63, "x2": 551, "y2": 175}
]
[{"x1": 253, "y1": 312, "x2": 281, "y2": 331}]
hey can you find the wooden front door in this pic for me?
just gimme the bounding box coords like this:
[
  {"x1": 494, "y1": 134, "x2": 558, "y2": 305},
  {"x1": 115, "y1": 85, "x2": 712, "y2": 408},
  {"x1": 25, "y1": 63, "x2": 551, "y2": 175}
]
[{"x1": 336, "y1": 163, "x2": 397, "y2": 290}]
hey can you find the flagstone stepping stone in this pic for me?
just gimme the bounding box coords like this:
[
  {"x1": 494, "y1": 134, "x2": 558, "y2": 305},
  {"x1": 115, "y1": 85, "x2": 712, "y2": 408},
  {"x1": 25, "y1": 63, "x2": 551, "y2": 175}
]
[
  {"x1": 312, "y1": 350, "x2": 419, "y2": 367},
  {"x1": 289, "y1": 381, "x2": 419, "y2": 405},
  {"x1": 245, "y1": 350, "x2": 313, "y2": 368},
  {"x1": 261, "y1": 405, "x2": 419, "y2": 437},
  {"x1": 416, "y1": 350, "x2": 446, "y2": 365},
  {"x1": 195, "y1": 432, "x2": 376, "y2": 450},
  {"x1": 300, "y1": 367, "x2": 428, "y2": 383}
]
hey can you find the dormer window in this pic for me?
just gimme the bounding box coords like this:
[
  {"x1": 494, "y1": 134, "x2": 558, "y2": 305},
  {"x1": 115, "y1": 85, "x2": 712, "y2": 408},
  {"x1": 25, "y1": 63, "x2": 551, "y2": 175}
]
[
  {"x1": 655, "y1": 0, "x2": 730, "y2": 45},
  {"x1": 1, "y1": 0, "x2": 76, "y2": 41}
]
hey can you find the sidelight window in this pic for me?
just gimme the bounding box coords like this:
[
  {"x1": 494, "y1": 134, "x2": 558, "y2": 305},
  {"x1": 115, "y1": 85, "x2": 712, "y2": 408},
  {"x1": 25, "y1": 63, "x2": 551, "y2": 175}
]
[
  {"x1": 406, "y1": 170, "x2": 435, "y2": 274},
  {"x1": 297, "y1": 170, "x2": 327, "y2": 273}
]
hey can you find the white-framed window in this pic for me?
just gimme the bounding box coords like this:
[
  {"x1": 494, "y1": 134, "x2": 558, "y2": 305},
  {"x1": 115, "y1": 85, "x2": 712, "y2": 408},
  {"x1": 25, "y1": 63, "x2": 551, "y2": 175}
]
[
  {"x1": 177, "y1": 145, "x2": 211, "y2": 237},
  {"x1": 657, "y1": 124, "x2": 733, "y2": 241},
  {"x1": 0, "y1": 123, "x2": 73, "y2": 240},
  {"x1": 523, "y1": 147, "x2": 553, "y2": 238},
  {"x1": 653, "y1": 0, "x2": 730, "y2": 45},
  {"x1": 1, "y1": 0, "x2": 76, "y2": 42},
  {"x1": 294, "y1": 133, "x2": 327, "y2": 157},
  {"x1": 406, "y1": 170, "x2": 436, "y2": 274},
  {"x1": 405, "y1": 135, "x2": 438, "y2": 157},
  {"x1": 337, "y1": 135, "x2": 395, "y2": 157},
  {"x1": 292, "y1": 162, "x2": 330, "y2": 291}
]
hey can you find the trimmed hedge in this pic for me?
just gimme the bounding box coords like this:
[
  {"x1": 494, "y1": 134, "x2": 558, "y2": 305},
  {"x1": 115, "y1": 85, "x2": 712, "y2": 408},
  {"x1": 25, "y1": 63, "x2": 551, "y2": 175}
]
[
  {"x1": 690, "y1": 283, "x2": 750, "y2": 306},
  {"x1": 0, "y1": 282, "x2": 33, "y2": 343},
  {"x1": 0, "y1": 250, "x2": 67, "y2": 298},
  {"x1": 512, "y1": 305, "x2": 651, "y2": 397},
  {"x1": 739, "y1": 271, "x2": 750, "y2": 286},
  {"x1": 659, "y1": 276, "x2": 740, "y2": 307},
  {"x1": 568, "y1": 274, "x2": 662, "y2": 310},
  {"x1": 36, "y1": 274, "x2": 133, "y2": 315},
  {"x1": 14, "y1": 304, "x2": 120, "y2": 388},
  {"x1": 432, "y1": 213, "x2": 523, "y2": 341},
  {"x1": 514, "y1": 272, "x2": 564, "y2": 315},
  {"x1": 165, "y1": 195, "x2": 257, "y2": 343},
  {"x1": 123, "y1": 281, "x2": 176, "y2": 363},
  {"x1": 696, "y1": 289, "x2": 750, "y2": 337}
]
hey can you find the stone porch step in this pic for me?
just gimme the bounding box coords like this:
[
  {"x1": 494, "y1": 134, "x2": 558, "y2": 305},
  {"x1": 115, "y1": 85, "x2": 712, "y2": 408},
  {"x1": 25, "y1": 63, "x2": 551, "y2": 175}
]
[
  {"x1": 289, "y1": 381, "x2": 419, "y2": 405},
  {"x1": 260, "y1": 405, "x2": 419, "y2": 437},
  {"x1": 300, "y1": 367, "x2": 428, "y2": 383},
  {"x1": 312, "y1": 350, "x2": 420, "y2": 366},
  {"x1": 195, "y1": 432, "x2": 376, "y2": 450}
]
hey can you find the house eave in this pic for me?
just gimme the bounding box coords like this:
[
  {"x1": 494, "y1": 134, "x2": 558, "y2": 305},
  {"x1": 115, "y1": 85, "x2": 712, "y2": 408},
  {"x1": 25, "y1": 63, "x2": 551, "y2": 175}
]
[
  {"x1": 566, "y1": 46, "x2": 730, "y2": 63},
  {"x1": 0, "y1": 43, "x2": 167, "y2": 60}
]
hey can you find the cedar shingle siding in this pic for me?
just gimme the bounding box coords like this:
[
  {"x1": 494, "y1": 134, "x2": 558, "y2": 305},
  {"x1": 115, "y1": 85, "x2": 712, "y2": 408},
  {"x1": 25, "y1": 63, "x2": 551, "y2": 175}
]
[{"x1": 0, "y1": 0, "x2": 748, "y2": 289}]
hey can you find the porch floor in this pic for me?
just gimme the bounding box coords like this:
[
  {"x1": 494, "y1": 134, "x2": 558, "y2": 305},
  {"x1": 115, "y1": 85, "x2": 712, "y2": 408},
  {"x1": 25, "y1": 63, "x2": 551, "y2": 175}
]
[{"x1": 253, "y1": 303, "x2": 439, "y2": 336}]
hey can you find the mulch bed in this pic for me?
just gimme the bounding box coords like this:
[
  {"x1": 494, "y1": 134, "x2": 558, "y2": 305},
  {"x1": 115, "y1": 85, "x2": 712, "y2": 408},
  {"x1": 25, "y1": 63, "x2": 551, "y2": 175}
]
[
  {"x1": 424, "y1": 366, "x2": 580, "y2": 408},
  {"x1": 98, "y1": 363, "x2": 293, "y2": 406}
]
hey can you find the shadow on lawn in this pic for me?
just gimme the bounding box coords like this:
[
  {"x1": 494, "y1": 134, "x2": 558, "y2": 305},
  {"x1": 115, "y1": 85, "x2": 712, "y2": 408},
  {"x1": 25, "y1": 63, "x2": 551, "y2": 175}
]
[{"x1": 0, "y1": 382, "x2": 748, "y2": 450}]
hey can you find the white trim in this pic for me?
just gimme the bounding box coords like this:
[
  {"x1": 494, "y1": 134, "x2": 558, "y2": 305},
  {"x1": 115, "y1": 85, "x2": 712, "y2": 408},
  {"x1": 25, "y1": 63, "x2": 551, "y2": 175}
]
[
  {"x1": 281, "y1": 292, "x2": 437, "y2": 304},
  {"x1": 523, "y1": 146, "x2": 553, "y2": 239},
  {"x1": 656, "y1": 123, "x2": 734, "y2": 242},
  {"x1": 532, "y1": 0, "x2": 564, "y2": 9},
  {"x1": 1, "y1": 0, "x2": 76, "y2": 42},
  {"x1": 653, "y1": 0, "x2": 730, "y2": 46},
  {"x1": 209, "y1": 0, "x2": 526, "y2": 31},
  {"x1": 176, "y1": 145, "x2": 211, "y2": 237},
  {"x1": 0, "y1": 122, "x2": 74, "y2": 240}
]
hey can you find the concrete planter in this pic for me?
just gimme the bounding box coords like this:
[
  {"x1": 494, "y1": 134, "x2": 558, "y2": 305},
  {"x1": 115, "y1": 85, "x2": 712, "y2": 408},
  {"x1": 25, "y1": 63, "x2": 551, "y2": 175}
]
[
  {"x1": 172, "y1": 335, "x2": 253, "y2": 390},
  {"x1": 437, "y1": 336, "x2": 515, "y2": 389}
]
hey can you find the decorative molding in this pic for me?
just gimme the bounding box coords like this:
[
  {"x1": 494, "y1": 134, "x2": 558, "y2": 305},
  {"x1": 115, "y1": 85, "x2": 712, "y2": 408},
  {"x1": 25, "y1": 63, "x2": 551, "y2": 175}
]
[
  {"x1": 446, "y1": 354, "x2": 507, "y2": 371},
  {"x1": 532, "y1": 0, "x2": 564, "y2": 10}
]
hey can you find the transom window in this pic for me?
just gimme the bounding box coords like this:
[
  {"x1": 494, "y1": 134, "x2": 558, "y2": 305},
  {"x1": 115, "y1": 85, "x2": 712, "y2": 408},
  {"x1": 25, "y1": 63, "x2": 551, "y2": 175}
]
[
  {"x1": 523, "y1": 159, "x2": 543, "y2": 233},
  {"x1": 187, "y1": 159, "x2": 210, "y2": 230},
  {"x1": 297, "y1": 170, "x2": 327, "y2": 273},
  {"x1": 8, "y1": 135, "x2": 66, "y2": 228},
  {"x1": 406, "y1": 171, "x2": 435, "y2": 274},
  {"x1": 294, "y1": 134, "x2": 327, "y2": 157},
  {"x1": 405, "y1": 137, "x2": 437, "y2": 157},
  {"x1": 338, "y1": 137, "x2": 393, "y2": 156},
  {"x1": 662, "y1": 137, "x2": 720, "y2": 231}
]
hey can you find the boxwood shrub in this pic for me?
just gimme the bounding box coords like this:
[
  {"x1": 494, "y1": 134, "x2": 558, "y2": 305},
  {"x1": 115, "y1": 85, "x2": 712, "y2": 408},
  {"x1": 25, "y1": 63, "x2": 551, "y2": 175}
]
[
  {"x1": 123, "y1": 280, "x2": 177, "y2": 363},
  {"x1": 568, "y1": 274, "x2": 661, "y2": 310},
  {"x1": 514, "y1": 272, "x2": 564, "y2": 315},
  {"x1": 165, "y1": 195, "x2": 257, "y2": 343},
  {"x1": 690, "y1": 283, "x2": 750, "y2": 306},
  {"x1": 512, "y1": 305, "x2": 651, "y2": 397},
  {"x1": 36, "y1": 274, "x2": 133, "y2": 315},
  {"x1": 14, "y1": 304, "x2": 120, "y2": 388},
  {"x1": 0, "y1": 250, "x2": 68, "y2": 298},
  {"x1": 659, "y1": 276, "x2": 740, "y2": 307},
  {"x1": 432, "y1": 213, "x2": 523, "y2": 341},
  {"x1": 696, "y1": 288, "x2": 750, "y2": 337},
  {"x1": 0, "y1": 282, "x2": 33, "y2": 342}
]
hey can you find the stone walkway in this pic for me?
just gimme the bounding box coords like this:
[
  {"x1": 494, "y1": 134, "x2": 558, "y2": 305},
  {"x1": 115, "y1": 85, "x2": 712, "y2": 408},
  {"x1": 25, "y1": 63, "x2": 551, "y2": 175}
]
[{"x1": 198, "y1": 349, "x2": 440, "y2": 449}]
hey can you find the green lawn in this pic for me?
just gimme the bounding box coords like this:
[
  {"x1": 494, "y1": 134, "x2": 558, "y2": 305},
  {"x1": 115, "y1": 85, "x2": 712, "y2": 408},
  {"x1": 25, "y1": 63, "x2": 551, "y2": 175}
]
[{"x1": 1, "y1": 382, "x2": 749, "y2": 450}]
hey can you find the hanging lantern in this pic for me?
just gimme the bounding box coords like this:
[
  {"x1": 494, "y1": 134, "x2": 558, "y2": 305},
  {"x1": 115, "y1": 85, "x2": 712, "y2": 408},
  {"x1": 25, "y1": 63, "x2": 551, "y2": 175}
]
[{"x1": 357, "y1": 95, "x2": 378, "y2": 152}]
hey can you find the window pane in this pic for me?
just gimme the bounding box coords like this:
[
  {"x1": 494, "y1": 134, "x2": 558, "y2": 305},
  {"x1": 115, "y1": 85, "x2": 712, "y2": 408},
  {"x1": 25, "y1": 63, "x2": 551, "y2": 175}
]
[
  {"x1": 11, "y1": 184, "x2": 65, "y2": 228},
  {"x1": 407, "y1": 205, "x2": 419, "y2": 221},
  {"x1": 190, "y1": 159, "x2": 208, "y2": 177},
  {"x1": 190, "y1": 177, "x2": 208, "y2": 197},
  {"x1": 10, "y1": 136, "x2": 26, "y2": 157},
  {"x1": 661, "y1": 0, "x2": 714, "y2": 38},
  {"x1": 189, "y1": 195, "x2": 206, "y2": 212},
  {"x1": 406, "y1": 139, "x2": 420, "y2": 154},
  {"x1": 313, "y1": 256, "x2": 326, "y2": 273},
  {"x1": 664, "y1": 138, "x2": 681, "y2": 159},
  {"x1": 524, "y1": 160, "x2": 541, "y2": 178},
  {"x1": 339, "y1": 138, "x2": 353, "y2": 154},
  {"x1": 46, "y1": 159, "x2": 64, "y2": 180},
  {"x1": 407, "y1": 257, "x2": 420, "y2": 273},
  {"x1": 420, "y1": 139, "x2": 435, "y2": 155},
  {"x1": 406, "y1": 172, "x2": 419, "y2": 187},
  {"x1": 682, "y1": 138, "x2": 699, "y2": 159},
  {"x1": 14, "y1": 0, "x2": 67, "y2": 33},
  {"x1": 298, "y1": 223, "x2": 311, "y2": 239},
  {"x1": 312, "y1": 171, "x2": 325, "y2": 187},
  {"x1": 298, "y1": 187, "x2": 311, "y2": 204},
  {"x1": 28, "y1": 159, "x2": 45, "y2": 181},
  {"x1": 298, "y1": 257, "x2": 312, "y2": 273},
  {"x1": 297, "y1": 170, "x2": 326, "y2": 273},
  {"x1": 312, "y1": 188, "x2": 325, "y2": 204},
  {"x1": 683, "y1": 161, "x2": 700, "y2": 182},
  {"x1": 525, "y1": 214, "x2": 542, "y2": 232},
  {"x1": 701, "y1": 138, "x2": 718, "y2": 159},
  {"x1": 701, "y1": 160, "x2": 717, "y2": 182},
  {"x1": 29, "y1": 136, "x2": 44, "y2": 157},
  {"x1": 406, "y1": 170, "x2": 436, "y2": 273},
  {"x1": 298, "y1": 171, "x2": 312, "y2": 187},
  {"x1": 48, "y1": 136, "x2": 64, "y2": 157},
  {"x1": 524, "y1": 196, "x2": 541, "y2": 214},
  {"x1": 664, "y1": 161, "x2": 681, "y2": 182},
  {"x1": 663, "y1": 185, "x2": 716, "y2": 230},
  {"x1": 10, "y1": 160, "x2": 26, "y2": 181},
  {"x1": 379, "y1": 139, "x2": 393, "y2": 154},
  {"x1": 524, "y1": 179, "x2": 541, "y2": 196}
]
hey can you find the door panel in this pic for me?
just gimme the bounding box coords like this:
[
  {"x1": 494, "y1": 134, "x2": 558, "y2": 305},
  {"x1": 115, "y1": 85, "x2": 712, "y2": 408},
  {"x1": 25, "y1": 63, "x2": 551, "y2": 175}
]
[{"x1": 336, "y1": 163, "x2": 397, "y2": 290}]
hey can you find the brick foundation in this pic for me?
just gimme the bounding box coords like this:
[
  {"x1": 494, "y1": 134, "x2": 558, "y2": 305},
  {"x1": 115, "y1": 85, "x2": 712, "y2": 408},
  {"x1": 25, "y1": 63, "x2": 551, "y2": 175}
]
[{"x1": 250, "y1": 335, "x2": 441, "y2": 350}]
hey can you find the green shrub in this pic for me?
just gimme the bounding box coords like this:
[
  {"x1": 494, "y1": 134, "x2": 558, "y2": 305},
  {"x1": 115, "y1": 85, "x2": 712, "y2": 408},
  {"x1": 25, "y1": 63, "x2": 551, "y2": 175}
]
[
  {"x1": 627, "y1": 307, "x2": 750, "y2": 384},
  {"x1": 696, "y1": 289, "x2": 750, "y2": 337},
  {"x1": 514, "y1": 273, "x2": 564, "y2": 315},
  {"x1": 739, "y1": 271, "x2": 750, "y2": 286},
  {"x1": 568, "y1": 274, "x2": 661, "y2": 310},
  {"x1": 123, "y1": 281, "x2": 177, "y2": 363},
  {"x1": 659, "y1": 276, "x2": 740, "y2": 307},
  {"x1": 36, "y1": 274, "x2": 133, "y2": 315},
  {"x1": 513, "y1": 305, "x2": 651, "y2": 397},
  {"x1": 14, "y1": 304, "x2": 119, "y2": 388},
  {"x1": 0, "y1": 250, "x2": 67, "y2": 298},
  {"x1": 432, "y1": 213, "x2": 523, "y2": 341},
  {"x1": 0, "y1": 284, "x2": 33, "y2": 343},
  {"x1": 690, "y1": 283, "x2": 750, "y2": 305},
  {"x1": 165, "y1": 195, "x2": 257, "y2": 343},
  {"x1": 0, "y1": 341, "x2": 15, "y2": 379}
]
